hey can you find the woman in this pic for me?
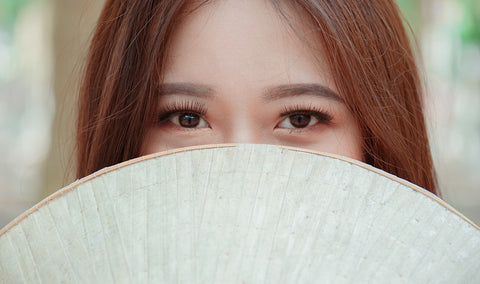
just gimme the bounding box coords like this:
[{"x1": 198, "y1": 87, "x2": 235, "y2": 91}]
[{"x1": 77, "y1": 0, "x2": 438, "y2": 194}]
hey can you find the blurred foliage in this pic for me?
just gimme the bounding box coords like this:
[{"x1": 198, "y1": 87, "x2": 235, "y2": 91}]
[
  {"x1": 0, "y1": 0, "x2": 32, "y2": 34},
  {"x1": 458, "y1": 0, "x2": 480, "y2": 45},
  {"x1": 396, "y1": 0, "x2": 421, "y2": 28},
  {"x1": 397, "y1": 0, "x2": 480, "y2": 46}
]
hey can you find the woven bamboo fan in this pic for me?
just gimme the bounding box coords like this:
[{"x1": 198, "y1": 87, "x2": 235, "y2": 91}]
[{"x1": 1, "y1": 144, "x2": 479, "y2": 283}]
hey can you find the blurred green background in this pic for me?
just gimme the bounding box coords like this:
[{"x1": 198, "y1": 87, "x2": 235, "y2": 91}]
[{"x1": 0, "y1": 0, "x2": 479, "y2": 227}]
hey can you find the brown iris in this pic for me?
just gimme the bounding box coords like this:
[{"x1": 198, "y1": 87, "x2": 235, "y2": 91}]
[
  {"x1": 179, "y1": 114, "x2": 200, "y2": 128},
  {"x1": 289, "y1": 114, "x2": 311, "y2": 128}
]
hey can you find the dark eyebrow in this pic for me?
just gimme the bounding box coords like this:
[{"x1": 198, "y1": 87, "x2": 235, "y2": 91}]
[
  {"x1": 263, "y1": 84, "x2": 343, "y2": 102},
  {"x1": 158, "y1": 83, "x2": 215, "y2": 98}
]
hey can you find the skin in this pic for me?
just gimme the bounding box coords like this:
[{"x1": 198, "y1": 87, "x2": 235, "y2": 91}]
[{"x1": 141, "y1": 0, "x2": 364, "y2": 161}]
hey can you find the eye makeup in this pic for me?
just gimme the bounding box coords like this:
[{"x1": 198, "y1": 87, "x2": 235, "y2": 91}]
[
  {"x1": 156, "y1": 100, "x2": 208, "y2": 126},
  {"x1": 279, "y1": 104, "x2": 334, "y2": 126}
]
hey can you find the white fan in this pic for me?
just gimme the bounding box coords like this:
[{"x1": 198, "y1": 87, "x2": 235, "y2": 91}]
[{"x1": 1, "y1": 144, "x2": 479, "y2": 283}]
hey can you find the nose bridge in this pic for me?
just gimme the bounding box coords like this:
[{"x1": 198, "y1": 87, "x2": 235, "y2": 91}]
[
  {"x1": 226, "y1": 126, "x2": 260, "y2": 144},
  {"x1": 223, "y1": 108, "x2": 262, "y2": 144}
]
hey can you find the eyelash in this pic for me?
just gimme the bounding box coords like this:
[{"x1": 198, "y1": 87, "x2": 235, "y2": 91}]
[
  {"x1": 156, "y1": 101, "x2": 208, "y2": 124},
  {"x1": 155, "y1": 101, "x2": 334, "y2": 129},
  {"x1": 280, "y1": 104, "x2": 334, "y2": 124}
]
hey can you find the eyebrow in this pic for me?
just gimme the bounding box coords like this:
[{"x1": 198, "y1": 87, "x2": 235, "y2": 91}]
[
  {"x1": 263, "y1": 84, "x2": 343, "y2": 102},
  {"x1": 158, "y1": 83, "x2": 215, "y2": 98},
  {"x1": 158, "y1": 82, "x2": 342, "y2": 102}
]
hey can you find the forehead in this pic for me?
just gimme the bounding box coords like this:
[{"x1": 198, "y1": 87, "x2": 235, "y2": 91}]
[{"x1": 163, "y1": 0, "x2": 333, "y2": 90}]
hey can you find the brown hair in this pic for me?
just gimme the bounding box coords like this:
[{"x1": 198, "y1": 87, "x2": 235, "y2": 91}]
[{"x1": 77, "y1": 0, "x2": 438, "y2": 194}]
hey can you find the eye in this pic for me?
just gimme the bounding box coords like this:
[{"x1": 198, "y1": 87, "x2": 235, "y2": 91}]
[
  {"x1": 278, "y1": 114, "x2": 318, "y2": 129},
  {"x1": 277, "y1": 106, "x2": 333, "y2": 130},
  {"x1": 155, "y1": 101, "x2": 209, "y2": 129},
  {"x1": 167, "y1": 112, "x2": 209, "y2": 128}
]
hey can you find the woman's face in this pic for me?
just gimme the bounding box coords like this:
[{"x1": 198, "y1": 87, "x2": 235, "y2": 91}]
[{"x1": 141, "y1": 0, "x2": 364, "y2": 161}]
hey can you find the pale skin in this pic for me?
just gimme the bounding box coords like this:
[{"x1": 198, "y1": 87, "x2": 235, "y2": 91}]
[{"x1": 141, "y1": 0, "x2": 364, "y2": 161}]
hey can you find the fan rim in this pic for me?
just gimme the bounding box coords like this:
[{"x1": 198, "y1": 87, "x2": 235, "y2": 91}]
[{"x1": 1, "y1": 143, "x2": 478, "y2": 236}]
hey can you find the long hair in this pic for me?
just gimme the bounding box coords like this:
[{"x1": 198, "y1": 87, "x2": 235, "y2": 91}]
[{"x1": 77, "y1": 0, "x2": 438, "y2": 194}]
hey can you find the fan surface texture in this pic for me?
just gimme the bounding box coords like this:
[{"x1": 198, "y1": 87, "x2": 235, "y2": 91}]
[{"x1": 1, "y1": 144, "x2": 479, "y2": 283}]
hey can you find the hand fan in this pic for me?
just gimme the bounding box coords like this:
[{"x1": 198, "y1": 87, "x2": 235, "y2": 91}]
[{"x1": 1, "y1": 144, "x2": 479, "y2": 283}]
